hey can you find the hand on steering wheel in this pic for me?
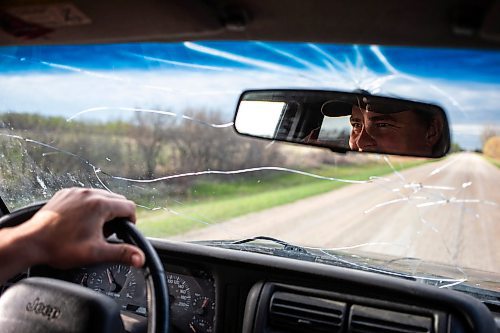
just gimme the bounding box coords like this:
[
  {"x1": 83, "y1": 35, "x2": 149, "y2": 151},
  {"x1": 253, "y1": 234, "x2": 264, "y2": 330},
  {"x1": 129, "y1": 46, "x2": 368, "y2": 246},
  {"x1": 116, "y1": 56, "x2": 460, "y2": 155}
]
[{"x1": 0, "y1": 189, "x2": 169, "y2": 333}]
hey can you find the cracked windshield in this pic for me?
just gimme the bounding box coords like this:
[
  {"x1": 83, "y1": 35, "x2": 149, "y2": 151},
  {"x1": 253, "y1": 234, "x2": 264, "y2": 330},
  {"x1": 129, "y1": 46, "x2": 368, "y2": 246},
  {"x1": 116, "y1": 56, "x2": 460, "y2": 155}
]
[{"x1": 0, "y1": 42, "x2": 499, "y2": 295}]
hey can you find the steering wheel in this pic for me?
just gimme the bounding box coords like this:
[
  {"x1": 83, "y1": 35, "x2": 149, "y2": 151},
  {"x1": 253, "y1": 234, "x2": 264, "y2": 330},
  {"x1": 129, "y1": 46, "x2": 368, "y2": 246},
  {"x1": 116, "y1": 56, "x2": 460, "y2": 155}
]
[{"x1": 0, "y1": 202, "x2": 169, "y2": 333}]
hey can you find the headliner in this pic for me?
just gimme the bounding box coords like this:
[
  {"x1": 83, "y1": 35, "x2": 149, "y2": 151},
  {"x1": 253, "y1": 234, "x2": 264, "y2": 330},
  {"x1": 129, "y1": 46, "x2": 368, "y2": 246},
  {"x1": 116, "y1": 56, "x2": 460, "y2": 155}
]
[{"x1": 0, "y1": 0, "x2": 499, "y2": 49}]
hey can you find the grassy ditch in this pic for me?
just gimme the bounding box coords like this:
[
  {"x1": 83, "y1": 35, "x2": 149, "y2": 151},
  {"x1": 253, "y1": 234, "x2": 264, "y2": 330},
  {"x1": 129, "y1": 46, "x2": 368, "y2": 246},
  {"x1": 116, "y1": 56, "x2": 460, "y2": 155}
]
[
  {"x1": 137, "y1": 159, "x2": 428, "y2": 238},
  {"x1": 485, "y1": 156, "x2": 500, "y2": 168}
]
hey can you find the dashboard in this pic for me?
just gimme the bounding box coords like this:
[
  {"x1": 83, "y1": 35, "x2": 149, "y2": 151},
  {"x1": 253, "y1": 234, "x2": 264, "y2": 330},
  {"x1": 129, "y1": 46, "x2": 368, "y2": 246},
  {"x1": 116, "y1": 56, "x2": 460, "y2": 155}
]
[{"x1": 3, "y1": 239, "x2": 500, "y2": 333}]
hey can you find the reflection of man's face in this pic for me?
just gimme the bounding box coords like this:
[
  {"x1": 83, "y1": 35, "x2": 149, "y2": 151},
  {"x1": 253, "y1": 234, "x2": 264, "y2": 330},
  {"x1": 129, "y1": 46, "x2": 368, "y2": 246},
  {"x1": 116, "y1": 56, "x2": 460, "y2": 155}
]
[{"x1": 349, "y1": 106, "x2": 435, "y2": 155}]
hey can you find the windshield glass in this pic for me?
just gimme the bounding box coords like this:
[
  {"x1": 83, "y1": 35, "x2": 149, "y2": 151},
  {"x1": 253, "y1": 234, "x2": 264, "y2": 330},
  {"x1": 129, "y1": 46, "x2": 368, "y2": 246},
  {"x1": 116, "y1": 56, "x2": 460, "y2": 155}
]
[{"x1": 0, "y1": 41, "x2": 499, "y2": 295}]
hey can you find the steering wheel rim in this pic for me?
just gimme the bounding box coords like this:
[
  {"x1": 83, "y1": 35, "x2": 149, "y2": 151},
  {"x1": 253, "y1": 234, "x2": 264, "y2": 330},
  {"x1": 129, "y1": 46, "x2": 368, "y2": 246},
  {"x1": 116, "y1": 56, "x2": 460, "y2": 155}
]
[{"x1": 0, "y1": 202, "x2": 169, "y2": 333}]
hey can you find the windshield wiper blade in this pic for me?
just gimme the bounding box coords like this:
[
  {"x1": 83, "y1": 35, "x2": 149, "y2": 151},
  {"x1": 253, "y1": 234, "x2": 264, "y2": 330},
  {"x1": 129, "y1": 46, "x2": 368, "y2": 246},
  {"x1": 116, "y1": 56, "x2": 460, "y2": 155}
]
[
  {"x1": 231, "y1": 236, "x2": 310, "y2": 254},
  {"x1": 202, "y1": 237, "x2": 420, "y2": 277},
  {"x1": 197, "y1": 239, "x2": 481, "y2": 290},
  {"x1": 232, "y1": 235, "x2": 288, "y2": 245},
  {"x1": 200, "y1": 236, "x2": 316, "y2": 261}
]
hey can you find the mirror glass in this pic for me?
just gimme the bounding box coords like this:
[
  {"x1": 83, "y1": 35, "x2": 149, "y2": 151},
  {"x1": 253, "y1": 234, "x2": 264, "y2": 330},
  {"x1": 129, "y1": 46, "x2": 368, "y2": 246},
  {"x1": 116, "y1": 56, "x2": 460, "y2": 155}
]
[{"x1": 234, "y1": 90, "x2": 450, "y2": 158}]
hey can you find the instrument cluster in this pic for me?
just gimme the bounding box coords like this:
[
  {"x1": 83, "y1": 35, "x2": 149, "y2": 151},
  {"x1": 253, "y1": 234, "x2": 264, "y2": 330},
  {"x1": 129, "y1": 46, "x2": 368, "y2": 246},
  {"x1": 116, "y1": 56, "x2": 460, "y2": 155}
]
[{"x1": 63, "y1": 263, "x2": 216, "y2": 333}]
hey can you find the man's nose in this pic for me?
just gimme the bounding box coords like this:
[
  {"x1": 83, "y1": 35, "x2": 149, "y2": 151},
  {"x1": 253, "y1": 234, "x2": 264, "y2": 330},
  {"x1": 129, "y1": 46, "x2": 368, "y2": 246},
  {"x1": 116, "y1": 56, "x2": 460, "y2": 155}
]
[{"x1": 356, "y1": 126, "x2": 377, "y2": 151}]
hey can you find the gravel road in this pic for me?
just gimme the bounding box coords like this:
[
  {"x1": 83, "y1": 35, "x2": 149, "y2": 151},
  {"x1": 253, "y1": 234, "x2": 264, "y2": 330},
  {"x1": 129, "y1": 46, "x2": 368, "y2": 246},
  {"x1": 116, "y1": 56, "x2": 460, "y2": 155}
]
[{"x1": 173, "y1": 153, "x2": 500, "y2": 273}]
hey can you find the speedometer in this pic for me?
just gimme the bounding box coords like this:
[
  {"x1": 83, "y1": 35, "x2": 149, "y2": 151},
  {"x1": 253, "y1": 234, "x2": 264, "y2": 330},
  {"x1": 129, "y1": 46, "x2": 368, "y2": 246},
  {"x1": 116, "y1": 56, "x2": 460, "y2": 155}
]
[{"x1": 167, "y1": 273, "x2": 192, "y2": 311}]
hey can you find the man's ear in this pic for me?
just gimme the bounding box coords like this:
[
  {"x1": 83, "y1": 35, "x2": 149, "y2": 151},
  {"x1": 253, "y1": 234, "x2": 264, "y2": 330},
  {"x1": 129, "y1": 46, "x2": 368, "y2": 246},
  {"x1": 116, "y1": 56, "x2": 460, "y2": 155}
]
[{"x1": 426, "y1": 116, "x2": 444, "y2": 146}]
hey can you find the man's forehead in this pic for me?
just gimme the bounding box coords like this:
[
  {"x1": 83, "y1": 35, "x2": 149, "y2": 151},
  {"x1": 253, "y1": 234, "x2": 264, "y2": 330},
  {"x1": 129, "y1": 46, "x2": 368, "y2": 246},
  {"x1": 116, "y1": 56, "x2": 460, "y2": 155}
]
[
  {"x1": 350, "y1": 109, "x2": 417, "y2": 126},
  {"x1": 351, "y1": 101, "x2": 415, "y2": 113},
  {"x1": 351, "y1": 106, "x2": 385, "y2": 117},
  {"x1": 351, "y1": 106, "x2": 411, "y2": 116}
]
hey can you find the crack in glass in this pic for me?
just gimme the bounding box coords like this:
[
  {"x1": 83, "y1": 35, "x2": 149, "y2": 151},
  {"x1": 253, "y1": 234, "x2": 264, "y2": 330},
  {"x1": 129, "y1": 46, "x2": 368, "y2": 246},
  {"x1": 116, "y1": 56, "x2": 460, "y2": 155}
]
[{"x1": 0, "y1": 41, "x2": 499, "y2": 293}]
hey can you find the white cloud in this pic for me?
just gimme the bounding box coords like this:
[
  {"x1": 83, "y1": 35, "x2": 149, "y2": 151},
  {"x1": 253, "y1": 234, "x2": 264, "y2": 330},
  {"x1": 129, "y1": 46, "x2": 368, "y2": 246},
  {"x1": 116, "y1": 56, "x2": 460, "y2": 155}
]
[{"x1": 0, "y1": 68, "x2": 498, "y2": 149}]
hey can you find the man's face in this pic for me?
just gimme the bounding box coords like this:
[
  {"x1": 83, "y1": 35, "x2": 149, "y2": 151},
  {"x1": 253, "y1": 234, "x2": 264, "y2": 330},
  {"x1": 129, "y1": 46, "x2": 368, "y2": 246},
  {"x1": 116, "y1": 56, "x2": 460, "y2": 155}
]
[{"x1": 349, "y1": 106, "x2": 433, "y2": 155}]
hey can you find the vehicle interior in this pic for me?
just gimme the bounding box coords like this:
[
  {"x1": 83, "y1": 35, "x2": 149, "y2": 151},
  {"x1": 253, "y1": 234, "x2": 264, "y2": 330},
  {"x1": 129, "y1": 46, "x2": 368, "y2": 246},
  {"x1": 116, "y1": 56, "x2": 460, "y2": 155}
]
[{"x1": 0, "y1": 1, "x2": 499, "y2": 332}]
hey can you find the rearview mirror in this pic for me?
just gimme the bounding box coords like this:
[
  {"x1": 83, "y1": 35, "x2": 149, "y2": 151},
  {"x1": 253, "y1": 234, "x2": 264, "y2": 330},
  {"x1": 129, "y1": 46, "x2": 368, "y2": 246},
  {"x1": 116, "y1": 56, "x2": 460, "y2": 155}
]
[{"x1": 234, "y1": 90, "x2": 450, "y2": 158}]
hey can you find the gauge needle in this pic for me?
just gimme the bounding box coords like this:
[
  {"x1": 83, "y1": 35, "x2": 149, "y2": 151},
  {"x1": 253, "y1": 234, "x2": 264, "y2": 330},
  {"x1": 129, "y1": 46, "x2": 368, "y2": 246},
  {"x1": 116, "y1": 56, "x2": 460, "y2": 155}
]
[
  {"x1": 189, "y1": 323, "x2": 197, "y2": 332},
  {"x1": 106, "y1": 269, "x2": 123, "y2": 292},
  {"x1": 106, "y1": 269, "x2": 114, "y2": 285},
  {"x1": 202, "y1": 298, "x2": 208, "y2": 309}
]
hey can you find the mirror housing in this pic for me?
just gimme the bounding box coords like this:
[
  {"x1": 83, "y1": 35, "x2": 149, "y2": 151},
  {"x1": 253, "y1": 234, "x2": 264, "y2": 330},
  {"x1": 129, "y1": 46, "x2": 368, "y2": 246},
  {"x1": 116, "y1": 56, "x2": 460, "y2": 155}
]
[{"x1": 234, "y1": 89, "x2": 450, "y2": 158}]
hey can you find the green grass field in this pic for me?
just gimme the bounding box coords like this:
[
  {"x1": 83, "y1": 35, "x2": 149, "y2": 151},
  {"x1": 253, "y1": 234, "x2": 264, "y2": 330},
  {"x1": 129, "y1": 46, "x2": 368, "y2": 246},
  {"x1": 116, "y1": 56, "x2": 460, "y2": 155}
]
[
  {"x1": 137, "y1": 160, "x2": 428, "y2": 238},
  {"x1": 485, "y1": 156, "x2": 500, "y2": 168}
]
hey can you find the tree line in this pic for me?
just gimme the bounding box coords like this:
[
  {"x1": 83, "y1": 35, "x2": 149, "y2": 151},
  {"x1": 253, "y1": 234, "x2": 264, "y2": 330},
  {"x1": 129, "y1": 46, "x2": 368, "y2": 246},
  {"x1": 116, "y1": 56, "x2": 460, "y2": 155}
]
[{"x1": 0, "y1": 110, "x2": 285, "y2": 205}]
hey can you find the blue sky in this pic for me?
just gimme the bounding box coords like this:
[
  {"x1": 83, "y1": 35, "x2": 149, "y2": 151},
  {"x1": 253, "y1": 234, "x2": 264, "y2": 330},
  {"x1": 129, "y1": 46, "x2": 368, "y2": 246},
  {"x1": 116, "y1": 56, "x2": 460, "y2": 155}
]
[
  {"x1": 0, "y1": 41, "x2": 499, "y2": 149},
  {"x1": 1, "y1": 42, "x2": 499, "y2": 80}
]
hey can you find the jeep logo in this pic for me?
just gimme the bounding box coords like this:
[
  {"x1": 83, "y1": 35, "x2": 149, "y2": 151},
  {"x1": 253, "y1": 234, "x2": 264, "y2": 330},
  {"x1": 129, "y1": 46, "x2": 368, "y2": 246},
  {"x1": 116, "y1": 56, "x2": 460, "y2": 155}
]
[{"x1": 26, "y1": 297, "x2": 61, "y2": 320}]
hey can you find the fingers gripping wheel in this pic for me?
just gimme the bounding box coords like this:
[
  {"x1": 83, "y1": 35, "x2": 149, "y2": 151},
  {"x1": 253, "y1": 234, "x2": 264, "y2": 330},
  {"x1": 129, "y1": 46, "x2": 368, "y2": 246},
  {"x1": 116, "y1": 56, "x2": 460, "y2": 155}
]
[{"x1": 0, "y1": 202, "x2": 169, "y2": 333}]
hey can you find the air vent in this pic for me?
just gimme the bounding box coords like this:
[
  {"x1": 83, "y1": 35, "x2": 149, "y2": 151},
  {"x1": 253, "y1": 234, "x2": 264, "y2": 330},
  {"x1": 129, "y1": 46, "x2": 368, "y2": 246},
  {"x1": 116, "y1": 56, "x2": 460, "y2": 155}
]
[
  {"x1": 269, "y1": 291, "x2": 345, "y2": 332},
  {"x1": 349, "y1": 305, "x2": 433, "y2": 333}
]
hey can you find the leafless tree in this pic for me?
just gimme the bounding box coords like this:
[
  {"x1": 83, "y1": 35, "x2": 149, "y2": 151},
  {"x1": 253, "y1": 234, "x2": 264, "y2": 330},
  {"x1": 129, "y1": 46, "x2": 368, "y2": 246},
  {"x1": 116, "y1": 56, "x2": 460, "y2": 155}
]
[
  {"x1": 131, "y1": 111, "x2": 177, "y2": 178},
  {"x1": 171, "y1": 110, "x2": 285, "y2": 172},
  {"x1": 481, "y1": 125, "x2": 499, "y2": 147}
]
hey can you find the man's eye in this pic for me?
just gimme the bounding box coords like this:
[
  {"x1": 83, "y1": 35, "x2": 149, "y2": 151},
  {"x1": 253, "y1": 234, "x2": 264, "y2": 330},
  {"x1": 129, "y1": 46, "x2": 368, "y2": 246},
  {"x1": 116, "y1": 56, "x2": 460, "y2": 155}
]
[
  {"x1": 375, "y1": 123, "x2": 391, "y2": 128},
  {"x1": 351, "y1": 123, "x2": 362, "y2": 129}
]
